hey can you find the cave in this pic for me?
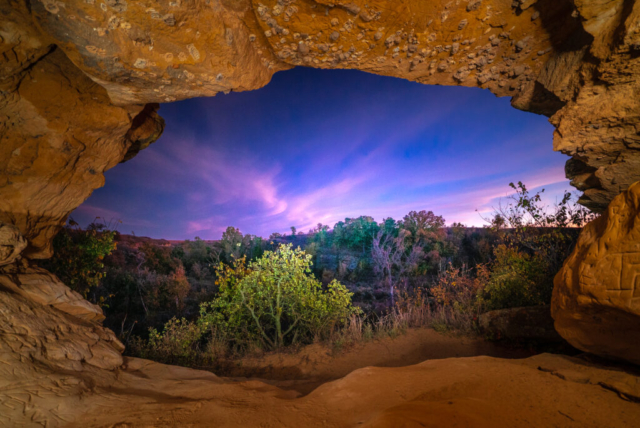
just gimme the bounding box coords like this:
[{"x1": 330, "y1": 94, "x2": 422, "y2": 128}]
[{"x1": 1, "y1": 0, "x2": 640, "y2": 426}]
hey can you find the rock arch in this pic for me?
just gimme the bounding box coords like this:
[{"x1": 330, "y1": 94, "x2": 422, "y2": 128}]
[
  {"x1": 1, "y1": 1, "x2": 640, "y2": 423},
  {"x1": 3, "y1": 0, "x2": 640, "y2": 258}
]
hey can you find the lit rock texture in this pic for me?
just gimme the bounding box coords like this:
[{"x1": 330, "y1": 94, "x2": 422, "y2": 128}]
[
  {"x1": 0, "y1": 45, "x2": 164, "y2": 259},
  {"x1": 0, "y1": 223, "x2": 27, "y2": 266},
  {"x1": 553, "y1": 181, "x2": 640, "y2": 365}
]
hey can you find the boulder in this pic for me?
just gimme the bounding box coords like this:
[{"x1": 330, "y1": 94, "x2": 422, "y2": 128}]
[
  {"x1": 0, "y1": 266, "x2": 106, "y2": 323},
  {"x1": 553, "y1": 182, "x2": 640, "y2": 365}
]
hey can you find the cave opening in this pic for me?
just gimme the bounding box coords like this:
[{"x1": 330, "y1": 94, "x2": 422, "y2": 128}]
[
  {"x1": 73, "y1": 67, "x2": 572, "y2": 240},
  {"x1": 2, "y1": 0, "x2": 640, "y2": 425},
  {"x1": 56, "y1": 67, "x2": 591, "y2": 380}
]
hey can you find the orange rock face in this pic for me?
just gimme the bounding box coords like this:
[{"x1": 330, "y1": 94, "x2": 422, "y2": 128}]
[
  {"x1": 553, "y1": 181, "x2": 640, "y2": 365},
  {"x1": 0, "y1": 46, "x2": 163, "y2": 258}
]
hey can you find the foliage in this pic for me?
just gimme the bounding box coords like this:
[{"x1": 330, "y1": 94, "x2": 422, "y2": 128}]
[
  {"x1": 310, "y1": 223, "x2": 330, "y2": 245},
  {"x1": 400, "y1": 210, "x2": 448, "y2": 272},
  {"x1": 200, "y1": 244, "x2": 360, "y2": 350},
  {"x1": 479, "y1": 182, "x2": 593, "y2": 310},
  {"x1": 43, "y1": 218, "x2": 117, "y2": 300},
  {"x1": 140, "y1": 242, "x2": 180, "y2": 275},
  {"x1": 479, "y1": 245, "x2": 551, "y2": 310},
  {"x1": 431, "y1": 264, "x2": 485, "y2": 311},
  {"x1": 486, "y1": 182, "x2": 595, "y2": 231},
  {"x1": 333, "y1": 216, "x2": 380, "y2": 254},
  {"x1": 72, "y1": 179, "x2": 597, "y2": 367},
  {"x1": 400, "y1": 210, "x2": 446, "y2": 245},
  {"x1": 130, "y1": 317, "x2": 209, "y2": 365}
]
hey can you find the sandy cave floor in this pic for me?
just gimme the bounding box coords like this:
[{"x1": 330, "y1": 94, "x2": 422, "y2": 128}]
[
  {"x1": 217, "y1": 327, "x2": 535, "y2": 395},
  {"x1": 58, "y1": 328, "x2": 640, "y2": 427}
]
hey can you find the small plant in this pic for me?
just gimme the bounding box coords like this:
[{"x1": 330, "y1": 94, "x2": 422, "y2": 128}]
[{"x1": 130, "y1": 317, "x2": 206, "y2": 365}]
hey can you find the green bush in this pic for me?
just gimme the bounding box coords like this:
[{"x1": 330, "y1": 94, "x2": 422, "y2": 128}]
[
  {"x1": 480, "y1": 245, "x2": 549, "y2": 310},
  {"x1": 43, "y1": 219, "x2": 116, "y2": 300},
  {"x1": 200, "y1": 244, "x2": 360, "y2": 350},
  {"x1": 130, "y1": 317, "x2": 210, "y2": 365}
]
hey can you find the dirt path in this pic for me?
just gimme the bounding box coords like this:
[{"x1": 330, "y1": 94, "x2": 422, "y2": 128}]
[{"x1": 220, "y1": 328, "x2": 534, "y2": 394}]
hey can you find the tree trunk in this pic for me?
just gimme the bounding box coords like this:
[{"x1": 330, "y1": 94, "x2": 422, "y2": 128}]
[{"x1": 389, "y1": 275, "x2": 394, "y2": 308}]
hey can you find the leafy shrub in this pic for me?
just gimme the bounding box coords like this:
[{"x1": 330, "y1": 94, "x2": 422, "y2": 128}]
[
  {"x1": 479, "y1": 245, "x2": 550, "y2": 310},
  {"x1": 200, "y1": 244, "x2": 360, "y2": 350},
  {"x1": 478, "y1": 182, "x2": 593, "y2": 310},
  {"x1": 130, "y1": 317, "x2": 210, "y2": 365},
  {"x1": 43, "y1": 219, "x2": 117, "y2": 300}
]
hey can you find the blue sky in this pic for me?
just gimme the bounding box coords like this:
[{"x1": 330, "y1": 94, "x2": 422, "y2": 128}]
[{"x1": 73, "y1": 67, "x2": 572, "y2": 239}]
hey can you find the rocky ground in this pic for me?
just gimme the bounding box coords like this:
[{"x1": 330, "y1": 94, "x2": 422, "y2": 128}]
[{"x1": 55, "y1": 354, "x2": 640, "y2": 427}]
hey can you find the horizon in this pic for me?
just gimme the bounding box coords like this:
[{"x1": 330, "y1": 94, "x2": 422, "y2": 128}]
[{"x1": 72, "y1": 67, "x2": 573, "y2": 240}]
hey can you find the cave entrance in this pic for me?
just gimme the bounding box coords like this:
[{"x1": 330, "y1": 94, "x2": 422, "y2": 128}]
[
  {"x1": 73, "y1": 68, "x2": 571, "y2": 239},
  {"x1": 60, "y1": 67, "x2": 582, "y2": 385}
]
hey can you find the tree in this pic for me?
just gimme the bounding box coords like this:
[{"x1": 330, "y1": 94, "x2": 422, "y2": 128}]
[
  {"x1": 485, "y1": 182, "x2": 595, "y2": 232},
  {"x1": 200, "y1": 244, "x2": 359, "y2": 350},
  {"x1": 290, "y1": 226, "x2": 297, "y2": 235},
  {"x1": 310, "y1": 223, "x2": 330, "y2": 245},
  {"x1": 371, "y1": 230, "x2": 423, "y2": 307},
  {"x1": 399, "y1": 210, "x2": 446, "y2": 272},
  {"x1": 269, "y1": 232, "x2": 282, "y2": 240},
  {"x1": 166, "y1": 265, "x2": 191, "y2": 312},
  {"x1": 334, "y1": 216, "x2": 380, "y2": 254},
  {"x1": 400, "y1": 210, "x2": 446, "y2": 246},
  {"x1": 220, "y1": 227, "x2": 243, "y2": 261},
  {"x1": 43, "y1": 218, "x2": 117, "y2": 301},
  {"x1": 381, "y1": 217, "x2": 399, "y2": 236},
  {"x1": 140, "y1": 242, "x2": 180, "y2": 275}
]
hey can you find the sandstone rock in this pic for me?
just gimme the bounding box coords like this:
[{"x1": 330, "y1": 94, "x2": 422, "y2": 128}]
[
  {"x1": 553, "y1": 182, "x2": 640, "y2": 365},
  {"x1": 479, "y1": 305, "x2": 565, "y2": 343},
  {"x1": 121, "y1": 103, "x2": 166, "y2": 163},
  {"x1": 3, "y1": 352, "x2": 639, "y2": 427},
  {"x1": 0, "y1": 266, "x2": 105, "y2": 323},
  {"x1": 0, "y1": 287, "x2": 123, "y2": 374},
  {"x1": 0, "y1": 48, "x2": 148, "y2": 259},
  {"x1": 0, "y1": 223, "x2": 27, "y2": 266}
]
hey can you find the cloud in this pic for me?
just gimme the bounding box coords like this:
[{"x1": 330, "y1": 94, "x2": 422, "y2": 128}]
[{"x1": 75, "y1": 69, "x2": 570, "y2": 240}]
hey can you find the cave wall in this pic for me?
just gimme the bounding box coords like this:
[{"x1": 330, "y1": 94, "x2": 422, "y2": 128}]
[{"x1": 1, "y1": 0, "x2": 640, "y2": 364}]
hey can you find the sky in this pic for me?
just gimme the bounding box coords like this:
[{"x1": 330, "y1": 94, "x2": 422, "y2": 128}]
[{"x1": 73, "y1": 67, "x2": 573, "y2": 240}]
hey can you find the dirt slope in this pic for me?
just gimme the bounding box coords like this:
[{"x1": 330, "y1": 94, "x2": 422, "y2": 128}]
[
  {"x1": 64, "y1": 353, "x2": 640, "y2": 428},
  {"x1": 222, "y1": 328, "x2": 533, "y2": 394}
]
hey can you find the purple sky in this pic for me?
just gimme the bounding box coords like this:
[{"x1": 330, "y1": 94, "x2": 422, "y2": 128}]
[{"x1": 73, "y1": 68, "x2": 572, "y2": 239}]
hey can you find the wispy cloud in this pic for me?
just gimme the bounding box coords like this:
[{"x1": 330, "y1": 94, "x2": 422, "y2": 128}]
[{"x1": 73, "y1": 68, "x2": 570, "y2": 239}]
